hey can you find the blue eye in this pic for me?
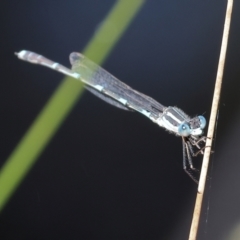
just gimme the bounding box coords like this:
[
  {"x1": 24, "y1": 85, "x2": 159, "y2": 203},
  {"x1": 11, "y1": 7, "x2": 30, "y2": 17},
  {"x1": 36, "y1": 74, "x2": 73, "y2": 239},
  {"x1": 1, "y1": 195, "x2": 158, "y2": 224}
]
[
  {"x1": 198, "y1": 116, "x2": 206, "y2": 129},
  {"x1": 178, "y1": 123, "x2": 191, "y2": 137}
]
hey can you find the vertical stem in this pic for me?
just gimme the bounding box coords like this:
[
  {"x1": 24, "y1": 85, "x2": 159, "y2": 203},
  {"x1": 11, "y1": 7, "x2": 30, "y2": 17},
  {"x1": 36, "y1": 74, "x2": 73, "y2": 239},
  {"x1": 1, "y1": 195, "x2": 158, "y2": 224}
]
[{"x1": 189, "y1": 0, "x2": 234, "y2": 239}]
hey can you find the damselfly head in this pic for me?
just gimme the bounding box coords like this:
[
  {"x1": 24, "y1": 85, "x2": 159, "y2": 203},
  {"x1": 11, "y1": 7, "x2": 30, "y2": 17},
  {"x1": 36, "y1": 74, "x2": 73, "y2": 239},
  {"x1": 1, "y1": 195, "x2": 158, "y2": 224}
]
[{"x1": 178, "y1": 115, "x2": 206, "y2": 137}]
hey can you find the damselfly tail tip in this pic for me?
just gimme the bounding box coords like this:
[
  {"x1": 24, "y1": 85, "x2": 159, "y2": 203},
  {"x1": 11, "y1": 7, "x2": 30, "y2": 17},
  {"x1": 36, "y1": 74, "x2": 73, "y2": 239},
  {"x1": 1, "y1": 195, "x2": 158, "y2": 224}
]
[{"x1": 14, "y1": 50, "x2": 28, "y2": 60}]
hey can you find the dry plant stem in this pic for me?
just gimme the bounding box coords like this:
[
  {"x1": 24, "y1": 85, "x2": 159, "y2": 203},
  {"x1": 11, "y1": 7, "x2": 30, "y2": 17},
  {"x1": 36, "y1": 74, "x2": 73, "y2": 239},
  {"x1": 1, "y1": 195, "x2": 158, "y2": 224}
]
[{"x1": 188, "y1": 0, "x2": 234, "y2": 240}]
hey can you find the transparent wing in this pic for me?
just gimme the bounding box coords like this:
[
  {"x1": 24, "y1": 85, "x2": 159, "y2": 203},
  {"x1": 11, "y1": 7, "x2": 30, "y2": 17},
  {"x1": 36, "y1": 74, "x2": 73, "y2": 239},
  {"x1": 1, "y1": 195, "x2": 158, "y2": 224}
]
[{"x1": 70, "y1": 52, "x2": 166, "y2": 120}]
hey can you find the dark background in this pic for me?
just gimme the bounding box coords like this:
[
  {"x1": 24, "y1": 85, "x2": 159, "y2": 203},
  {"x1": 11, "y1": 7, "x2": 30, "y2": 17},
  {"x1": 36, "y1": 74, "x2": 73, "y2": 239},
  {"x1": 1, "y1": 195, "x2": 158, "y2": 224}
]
[{"x1": 1, "y1": 1, "x2": 240, "y2": 239}]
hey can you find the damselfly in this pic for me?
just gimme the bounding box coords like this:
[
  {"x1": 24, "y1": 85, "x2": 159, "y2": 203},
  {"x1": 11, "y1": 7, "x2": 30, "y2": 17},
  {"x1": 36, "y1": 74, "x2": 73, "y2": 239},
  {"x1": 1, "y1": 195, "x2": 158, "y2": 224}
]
[{"x1": 15, "y1": 50, "x2": 207, "y2": 183}]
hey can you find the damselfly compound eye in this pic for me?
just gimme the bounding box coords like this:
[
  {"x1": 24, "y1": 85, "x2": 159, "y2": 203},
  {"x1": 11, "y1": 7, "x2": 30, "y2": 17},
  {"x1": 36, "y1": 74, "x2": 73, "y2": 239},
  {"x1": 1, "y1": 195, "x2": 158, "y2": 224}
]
[
  {"x1": 178, "y1": 123, "x2": 191, "y2": 137},
  {"x1": 198, "y1": 116, "x2": 206, "y2": 129}
]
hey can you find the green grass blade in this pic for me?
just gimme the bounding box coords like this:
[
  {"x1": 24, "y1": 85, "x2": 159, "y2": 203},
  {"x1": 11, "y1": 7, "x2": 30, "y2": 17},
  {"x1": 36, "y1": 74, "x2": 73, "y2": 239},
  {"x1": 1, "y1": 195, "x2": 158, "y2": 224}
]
[{"x1": 0, "y1": 0, "x2": 145, "y2": 212}]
